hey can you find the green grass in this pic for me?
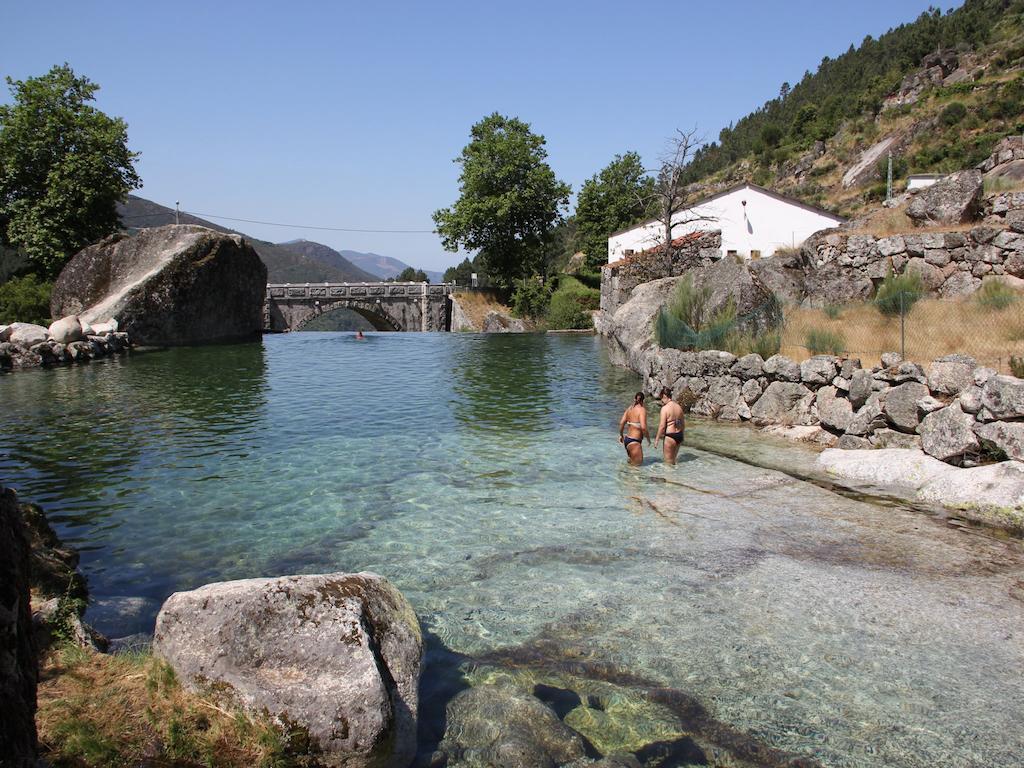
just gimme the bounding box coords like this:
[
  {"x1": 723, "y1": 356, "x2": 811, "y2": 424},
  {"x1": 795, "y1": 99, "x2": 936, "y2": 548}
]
[
  {"x1": 975, "y1": 279, "x2": 1019, "y2": 310},
  {"x1": 875, "y1": 268, "x2": 923, "y2": 317},
  {"x1": 805, "y1": 327, "x2": 846, "y2": 355}
]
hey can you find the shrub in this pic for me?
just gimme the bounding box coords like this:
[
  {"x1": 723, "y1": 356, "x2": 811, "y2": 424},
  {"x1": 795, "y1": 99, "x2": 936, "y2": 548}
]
[
  {"x1": 547, "y1": 291, "x2": 592, "y2": 329},
  {"x1": 726, "y1": 329, "x2": 782, "y2": 358},
  {"x1": 0, "y1": 273, "x2": 52, "y2": 325},
  {"x1": 1012, "y1": 356, "x2": 1024, "y2": 378},
  {"x1": 510, "y1": 277, "x2": 551, "y2": 319},
  {"x1": 655, "y1": 275, "x2": 738, "y2": 351},
  {"x1": 824, "y1": 303, "x2": 843, "y2": 319},
  {"x1": 940, "y1": 101, "x2": 967, "y2": 126},
  {"x1": 875, "y1": 268, "x2": 923, "y2": 317},
  {"x1": 805, "y1": 327, "x2": 846, "y2": 355},
  {"x1": 975, "y1": 279, "x2": 1019, "y2": 311}
]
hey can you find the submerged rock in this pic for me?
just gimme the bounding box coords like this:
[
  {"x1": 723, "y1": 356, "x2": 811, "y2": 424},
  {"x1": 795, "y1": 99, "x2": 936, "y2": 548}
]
[
  {"x1": 154, "y1": 571, "x2": 423, "y2": 768},
  {"x1": 51, "y1": 225, "x2": 266, "y2": 346}
]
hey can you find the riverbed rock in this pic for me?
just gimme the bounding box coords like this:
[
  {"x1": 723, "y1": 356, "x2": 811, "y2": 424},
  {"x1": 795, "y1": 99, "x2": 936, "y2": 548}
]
[
  {"x1": 974, "y1": 421, "x2": 1024, "y2": 462},
  {"x1": 981, "y1": 374, "x2": 1024, "y2": 420},
  {"x1": 906, "y1": 169, "x2": 984, "y2": 225},
  {"x1": 439, "y1": 684, "x2": 588, "y2": 768},
  {"x1": 762, "y1": 354, "x2": 801, "y2": 382},
  {"x1": 919, "y1": 403, "x2": 981, "y2": 463},
  {"x1": 154, "y1": 571, "x2": 423, "y2": 768},
  {"x1": 50, "y1": 225, "x2": 267, "y2": 346},
  {"x1": 0, "y1": 486, "x2": 38, "y2": 766},
  {"x1": 927, "y1": 354, "x2": 976, "y2": 395},
  {"x1": 6, "y1": 322, "x2": 48, "y2": 347},
  {"x1": 817, "y1": 448, "x2": 950, "y2": 490},
  {"x1": 870, "y1": 428, "x2": 922, "y2": 450},
  {"x1": 884, "y1": 381, "x2": 930, "y2": 433},
  {"x1": 47, "y1": 315, "x2": 85, "y2": 344},
  {"x1": 750, "y1": 381, "x2": 815, "y2": 426},
  {"x1": 917, "y1": 461, "x2": 1024, "y2": 525},
  {"x1": 816, "y1": 386, "x2": 854, "y2": 433}
]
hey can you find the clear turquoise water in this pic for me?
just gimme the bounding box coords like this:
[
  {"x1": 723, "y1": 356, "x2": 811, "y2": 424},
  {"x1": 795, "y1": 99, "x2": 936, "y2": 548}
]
[{"x1": 2, "y1": 332, "x2": 1023, "y2": 767}]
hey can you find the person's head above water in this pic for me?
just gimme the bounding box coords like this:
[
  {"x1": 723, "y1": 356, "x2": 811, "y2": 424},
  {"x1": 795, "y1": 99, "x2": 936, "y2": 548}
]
[{"x1": 634, "y1": 392, "x2": 645, "y2": 406}]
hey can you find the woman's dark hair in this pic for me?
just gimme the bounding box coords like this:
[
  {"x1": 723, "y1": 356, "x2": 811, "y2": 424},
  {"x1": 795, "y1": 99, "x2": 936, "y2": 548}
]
[
  {"x1": 634, "y1": 392, "x2": 645, "y2": 405},
  {"x1": 659, "y1": 387, "x2": 672, "y2": 399}
]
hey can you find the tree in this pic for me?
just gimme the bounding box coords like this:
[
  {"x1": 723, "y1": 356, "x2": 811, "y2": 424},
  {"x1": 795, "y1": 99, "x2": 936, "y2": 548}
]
[
  {"x1": 433, "y1": 113, "x2": 570, "y2": 290},
  {"x1": 443, "y1": 257, "x2": 475, "y2": 285},
  {"x1": 396, "y1": 266, "x2": 428, "y2": 282},
  {"x1": 647, "y1": 129, "x2": 717, "y2": 260},
  {"x1": 0, "y1": 64, "x2": 141, "y2": 278},
  {"x1": 573, "y1": 152, "x2": 655, "y2": 271}
]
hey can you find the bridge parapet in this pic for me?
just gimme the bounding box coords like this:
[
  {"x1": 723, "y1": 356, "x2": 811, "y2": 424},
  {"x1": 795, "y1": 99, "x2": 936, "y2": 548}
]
[{"x1": 264, "y1": 282, "x2": 453, "y2": 332}]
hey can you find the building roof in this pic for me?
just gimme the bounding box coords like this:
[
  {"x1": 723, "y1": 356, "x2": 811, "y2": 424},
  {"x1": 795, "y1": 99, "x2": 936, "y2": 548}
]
[{"x1": 607, "y1": 182, "x2": 846, "y2": 238}]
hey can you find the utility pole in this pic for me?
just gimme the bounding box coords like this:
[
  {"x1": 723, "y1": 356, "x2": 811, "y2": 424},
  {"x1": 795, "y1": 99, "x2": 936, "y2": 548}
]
[
  {"x1": 175, "y1": 201, "x2": 180, "y2": 225},
  {"x1": 886, "y1": 152, "x2": 893, "y2": 203}
]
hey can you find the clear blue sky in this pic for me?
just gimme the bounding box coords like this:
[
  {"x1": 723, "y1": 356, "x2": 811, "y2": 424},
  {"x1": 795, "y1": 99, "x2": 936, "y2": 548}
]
[{"x1": 2, "y1": 1, "x2": 953, "y2": 271}]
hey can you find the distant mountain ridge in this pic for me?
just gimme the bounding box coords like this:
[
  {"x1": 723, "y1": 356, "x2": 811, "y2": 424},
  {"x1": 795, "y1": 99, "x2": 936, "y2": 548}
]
[
  {"x1": 338, "y1": 248, "x2": 444, "y2": 283},
  {"x1": 117, "y1": 196, "x2": 377, "y2": 283}
]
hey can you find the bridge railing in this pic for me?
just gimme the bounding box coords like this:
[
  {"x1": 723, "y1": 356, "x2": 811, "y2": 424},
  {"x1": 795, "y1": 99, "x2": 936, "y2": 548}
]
[{"x1": 265, "y1": 282, "x2": 453, "y2": 300}]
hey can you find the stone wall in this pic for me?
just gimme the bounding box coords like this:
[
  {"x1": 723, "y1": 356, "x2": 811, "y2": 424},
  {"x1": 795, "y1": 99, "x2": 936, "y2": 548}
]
[
  {"x1": 0, "y1": 325, "x2": 131, "y2": 372},
  {"x1": 600, "y1": 231, "x2": 722, "y2": 316},
  {"x1": 639, "y1": 345, "x2": 1024, "y2": 468}
]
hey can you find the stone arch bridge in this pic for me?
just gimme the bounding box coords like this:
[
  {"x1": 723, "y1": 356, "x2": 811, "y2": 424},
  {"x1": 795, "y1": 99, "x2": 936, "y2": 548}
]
[{"x1": 264, "y1": 282, "x2": 453, "y2": 332}]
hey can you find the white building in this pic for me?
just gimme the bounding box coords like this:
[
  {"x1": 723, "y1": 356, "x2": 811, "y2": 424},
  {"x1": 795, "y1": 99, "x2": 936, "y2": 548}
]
[
  {"x1": 607, "y1": 183, "x2": 845, "y2": 263},
  {"x1": 907, "y1": 173, "x2": 944, "y2": 190}
]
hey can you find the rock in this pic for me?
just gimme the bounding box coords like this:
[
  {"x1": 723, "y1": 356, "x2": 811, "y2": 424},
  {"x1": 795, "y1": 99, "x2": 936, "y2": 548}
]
[
  {"x1": 760, "y1": 424, "x2": 835, "y2": 446},
  {"x1": 981, "y1": 374, "x2": 1024, "y2": 420},
  {"x1": 47, "y1": 315, "x2": 85, "y2": 344},
  {"x1": 483, "y1": 311, "x2": 527, "y2": 333},
  {"x1": 839, "y1": 358, "x2": 862, "y2": 379},
  {"x1": 832, "y1": 375, "x2": 850, "y2": 392},
  {"x1": 919, "y1": 404, "x2": 981, "y2": 463},
  {"x1": 0, "y1": 324, "x2": 9, "y2": 342},
  {"x1": 597, "y1": 276, "x2": 681, "y2": 371},
  {"x1": 90, "y1": 319, "x2": 117, "y2": 335},
  {"x1": 816, "y1": 386, "x2": 854, "y2": 433},
  {"x1": 762, "y1": 354, "x2": 801, "y2": 382},
  {"x1": 439, "y1": 684, "x2": 587, "y2": 768},
  {"x1": 906, "y1": 169, "x2": 984, "y2": 225},
  {"x1": 880, "y1": 352, "x2": 903, "y2": 368},
  {"x1": 940, "y1": 271, "x2": 981, "y2": 298},
  {"x1": 848, "y1": 368, "x2": 875, "y2": 409},
  {"x1": 6, "y1": 322, "x2": 48, "y2": 347},
  {"x1": 817, "y1": 448, "x2": 951, "y2": 490},
  {"x1": 51, "y1": 225, "x2": 267, "y2": 346},
  {"x1": 698, "y1": 349, "x2": 737, "y2": 377},
  {"x1": 916, "y1": 461, "x2": 1024, "y2": 527},
  {"x1": 870, "y1": 429, "x2": 922, "y2": 450},
  {"x1": 927, "y1": 354, "x2": 976, "y2": 395},
  {"x1": 916, "y1": 394, "x2": 945, "y2": 416},
  {"x1": 959, "y1": 385, "x2": 984, "y2": 415},
  {"x1": 154, "y1": 572, "x2": 423, "y2": 768},
  {"x1": 800, "y1": 355, "x2": 838, "y2": 386},
  {"x1": 884, "y1": 382, "x2": 930, "y2": 433},
  {"x1": 31, "y1": 596, "x2": 107, "y2": 652},
  {"x1": 17, "y1": 502, "x2": 87, "y2": 602},
  {"x1": 693, "y1": 376, "x2": 744, "y2": 420},
  {"x1": 837, "y1": 434, "x2": 873, "y2": 450},
  {"x1": 0, "y1": 487, "x2": 38, "y2": 766},
  {"x1": 974, "y1": 366, "x2": 997, "y2": 387},
  {"x1": 749, "y1": 381, "x2": 816, "y2": 426},
  {"x1": 730, "y1": 353, "x2": 764, "y2": 379},
  {"x1": 905, "y1": 258, "x2": 945, "y2": 292},
  {"x1": 974, "y1": 421, "x2": 1024, "y2": 462},
  {"x1": 741, "y1": 378, "x2": 763, "y2": 405},
  {"x1": 846, "y1": 392, "x2": 889, "y2": 437}
]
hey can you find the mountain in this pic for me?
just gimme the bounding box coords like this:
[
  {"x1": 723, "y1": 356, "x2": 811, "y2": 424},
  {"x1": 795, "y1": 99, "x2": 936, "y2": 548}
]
[
  {"x1": 674, "y1": 0, "x2": 1024, "y2": 218},
  {"x1": 117, "y1": 196, "x2": 376, "y2": 283},
  {"x1": 340, "y1": 249, "x2": 444, "y2": 283}
]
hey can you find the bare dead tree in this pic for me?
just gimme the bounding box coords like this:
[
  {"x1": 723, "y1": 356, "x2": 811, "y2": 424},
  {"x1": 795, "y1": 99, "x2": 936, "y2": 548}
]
[{"x1": 635, "y1": 128, "x2": 718, "y2": 270}]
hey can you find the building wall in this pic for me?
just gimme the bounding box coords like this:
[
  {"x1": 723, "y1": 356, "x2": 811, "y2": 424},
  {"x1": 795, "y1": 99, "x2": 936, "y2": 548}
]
[{"x1": 608, "y1": 185, "x2": 844, "y2": 263}]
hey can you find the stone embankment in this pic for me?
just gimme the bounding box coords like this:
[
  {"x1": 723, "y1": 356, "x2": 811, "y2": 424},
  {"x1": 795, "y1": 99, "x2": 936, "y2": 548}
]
[{"x1": 0, "y1": 317, "x2": 130, "y2": 372}]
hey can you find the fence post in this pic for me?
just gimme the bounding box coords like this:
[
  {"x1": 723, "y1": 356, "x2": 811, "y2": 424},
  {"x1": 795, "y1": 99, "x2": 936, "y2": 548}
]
[{"x1": 899, "y1": 290, "x2": 906, "y2": 360}]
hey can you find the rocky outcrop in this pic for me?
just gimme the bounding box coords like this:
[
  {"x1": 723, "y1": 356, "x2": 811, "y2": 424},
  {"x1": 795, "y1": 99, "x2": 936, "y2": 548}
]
[
  {"x1": 482, "y1": 311, "x2": 527, "y2": 333},
  {"x1": 154, "y1": 571, "x2": 423, "y2": 768},
  {"x1": 51, "y1": 225, "x2": 267, "y2": 346},
  {"x1": 0, "y1": 326, "x2": 131, "y2": 373},
  {"x1": 0, "y1": 487, "x2": 38, "y2": 767},
  {"x1": 906, "y1": 169, "x2": 984, "y2": 226}
]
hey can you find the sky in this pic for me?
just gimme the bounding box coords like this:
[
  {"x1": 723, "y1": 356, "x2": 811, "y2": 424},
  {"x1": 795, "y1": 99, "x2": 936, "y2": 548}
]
[{"x1": 2, "y1": 1, "x2": 955, "y2": 272}]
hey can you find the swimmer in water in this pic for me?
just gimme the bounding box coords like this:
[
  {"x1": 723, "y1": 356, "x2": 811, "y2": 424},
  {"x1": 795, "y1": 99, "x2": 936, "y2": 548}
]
[
  {"x1": 355, "y1": 331, "x2": 365, "y2": 340},
  {"x1": 654, "y1": 387, "x2": 685, "y2": 465},
  {"x1": 618, "y1": 392, "x2": 650, "y2": 466}
]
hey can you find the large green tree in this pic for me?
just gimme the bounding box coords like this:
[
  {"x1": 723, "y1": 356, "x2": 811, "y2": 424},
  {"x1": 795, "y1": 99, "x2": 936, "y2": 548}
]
[
  {"x1": 433, "y1": 113, "x2": 570, "y2": 289},
  {"x1": 0, "y1": 64, "x2": 142, "y2": 278},
  {"x1": 573, "y1": 151, "x2": 655, "y2": 270}
]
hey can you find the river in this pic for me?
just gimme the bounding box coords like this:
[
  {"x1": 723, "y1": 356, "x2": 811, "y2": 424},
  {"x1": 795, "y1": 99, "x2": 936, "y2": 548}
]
[{"x1": 1, "y1": 332, "x2": 1022, "y2": 767}]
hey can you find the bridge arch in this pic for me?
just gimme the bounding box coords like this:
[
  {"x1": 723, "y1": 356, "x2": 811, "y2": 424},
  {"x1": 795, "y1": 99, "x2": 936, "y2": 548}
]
[
  {"x1": 264, "y1": 282, "x2": 452, "y2": 333},
  {"x1": 292, "y1": 300, "x2": 399, "y2": 332}
]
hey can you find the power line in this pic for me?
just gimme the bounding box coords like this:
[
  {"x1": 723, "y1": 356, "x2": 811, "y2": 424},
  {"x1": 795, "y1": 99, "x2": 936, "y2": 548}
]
[{"x1": 184, "y1": 210, "x2": 436, "y2": 234}]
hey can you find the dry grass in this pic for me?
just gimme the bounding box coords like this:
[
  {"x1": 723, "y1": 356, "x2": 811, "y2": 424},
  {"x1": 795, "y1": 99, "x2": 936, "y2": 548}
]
[
  {"x1": 782, "y1": 293, "x2": 1024, "y2": 371},
  {"x1": 37, "y1": 645, "x2": 295, "y2": 768},
  {"x1": 451, "y1": 289, "x2": 516, "y2": 330}
]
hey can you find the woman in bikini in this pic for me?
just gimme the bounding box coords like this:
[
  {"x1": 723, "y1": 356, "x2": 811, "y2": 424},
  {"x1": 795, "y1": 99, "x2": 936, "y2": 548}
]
[
  {"x1": 618, "y1": 392, "x2": 650, "y2": 466},
  {"x1": 654, "y1": 387, "x2": 685, "y2": 465}
]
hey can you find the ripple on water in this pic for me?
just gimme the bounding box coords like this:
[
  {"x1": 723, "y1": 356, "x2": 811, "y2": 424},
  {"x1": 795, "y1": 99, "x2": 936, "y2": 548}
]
[{"x1": 1, "y1": 332, "x2": 1023, "y2": 767}]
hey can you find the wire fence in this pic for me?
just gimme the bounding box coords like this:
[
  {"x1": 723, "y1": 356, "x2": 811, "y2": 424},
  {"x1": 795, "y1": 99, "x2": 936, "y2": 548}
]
[{"x1": 656, "y1": 283, "x2": 1024, "y2": 375}]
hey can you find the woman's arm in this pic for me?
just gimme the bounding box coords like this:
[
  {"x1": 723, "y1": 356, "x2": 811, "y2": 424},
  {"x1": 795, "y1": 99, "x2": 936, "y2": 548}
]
[
  {"x1": 655, "y1": 407, "x2": 667, "y2": 446},
  {"x1": 641, "y1": 408, "x2": 650, "y2": 444},
  {"x1": 618, "y1": 409, "x2": 627, "y2": 443}
]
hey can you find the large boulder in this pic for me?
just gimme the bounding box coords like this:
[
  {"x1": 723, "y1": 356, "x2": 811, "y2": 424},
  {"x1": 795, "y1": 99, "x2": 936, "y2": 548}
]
[
  {"x1": 919, "y1": 403, "x2": 981, "y2": 463},
  {"x1": 749, "y1": 381, "x2": 815, "y2": 426},
  {"x1": 762, "y1": 354, "x2": 801, "y2": 382},
  {"x1": 6, "y1": 323, "x2": 48, "y2": 347},
  {"x1": 981, "y1": 374, "x2": 1024, "y2": 420},
  {"x1": 974, "y1": 421, "x2": 1024, "y2": 462},
  {"x1": 482, "y1": 311, "x2": 526, "y2": 333},
  {"x1": 800, "y1": 355, "x2": 838, "y2": 386},
  {"x1": 847, "y1": 368, "x2": 875, "y2": 409},
  {"x1": 154, "y1": 572, "x2": 423, "y2": 768},
  {"x1": 0, "y1": 487, "x2": 38, "y2": 766},
  {"x1": 906, "y1": 169, "x2": 984, "y2": 225},
  {"x1": 883, "y1": 381, "x2": 930, "y2": 433},
  {"x1": 438, "y1": 684, "x2": 588, "y2": 768},
  {"x1": 818, "y1": 448, "x2": 950, "y2": 491},
  {"x1": 816, "y1": 386, "x2": 854, "y2": 433},
  {"x1": 927, "y1": 354, "x2": 976, "y2": 396},
  {"x1": 50, "y1": 225, "x2": 267, "y2": 346},
  {"x1": 596, "y1": 276, "x2": 681, "y2": 371},
  {"x1": 47, "y1": 315, "x2": 85, "y2": 344}
]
